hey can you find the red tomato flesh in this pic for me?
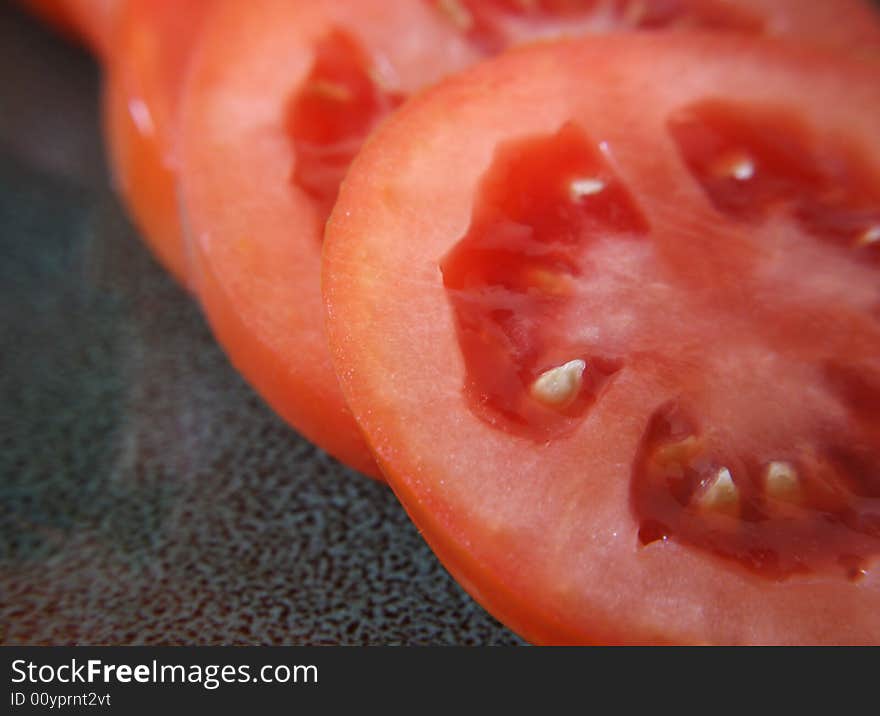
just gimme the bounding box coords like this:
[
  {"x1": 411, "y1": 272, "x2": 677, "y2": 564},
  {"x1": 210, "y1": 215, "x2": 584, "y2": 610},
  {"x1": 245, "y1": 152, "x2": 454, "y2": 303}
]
[
  {"x1": 103, "y1": 0, "x2": 215, "y2": 290},
  {"x1": 179, "y1": 0, "x2": 880, "y2": 478},
  {"x1": 179, "y1": 0, "x2": 483, "y2": 477},
  {"x1": 287, "y1": 30, "x2": 406, "y2": 220},
  {"x1": 426, "y1": 0, "x2": 880, "y2": 53},
  {"x1": 441, "y1": 122, "x2": 645, "y2": 441},
  {"x1": 323, "y1": 36, "x2": 880, "y2": 643}
]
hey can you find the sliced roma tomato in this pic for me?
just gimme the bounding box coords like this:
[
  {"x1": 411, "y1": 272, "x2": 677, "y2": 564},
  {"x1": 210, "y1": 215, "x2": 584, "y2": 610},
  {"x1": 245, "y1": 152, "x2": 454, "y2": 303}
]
[
  {"x1": 178, "y1": 0, "x2": 880, "y2": 479},
  {"x1": 103, "y1": 0, "x2": 215, "y2": 290},
  {"x1": 323, "y1": 35, "x2": 880, "y2": 644}
]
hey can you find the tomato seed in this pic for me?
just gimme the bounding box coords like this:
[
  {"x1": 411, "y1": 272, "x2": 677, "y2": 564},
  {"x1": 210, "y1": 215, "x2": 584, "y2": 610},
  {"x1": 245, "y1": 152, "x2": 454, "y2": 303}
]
[
  {"x1": 695, "y1": 466, "x2": 739, "y2": 515},
  {"x1": 857, "y1": 225, "x2": 880, "y2": 248},
  {"x1": 530, "y1": 359, "x2": 586, "y2": 408},
  {"x1": 763, "y1": 461, "x2": 800, "y2": 502},
  {"x1": 569, "y1": 177, "x2": 606, "y2": 201}
]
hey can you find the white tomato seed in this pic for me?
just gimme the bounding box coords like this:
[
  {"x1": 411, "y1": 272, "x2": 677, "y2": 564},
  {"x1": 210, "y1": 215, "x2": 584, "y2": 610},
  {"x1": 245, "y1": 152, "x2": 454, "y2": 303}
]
[
  {"x1": 569, "y1": 178, "x2": 606, "y2": 201},
  {"x1": 530, "y1": 359, "x2": 586, "y2": 407},
  {"x1": 698, "y1": 467, "x2": 739, "y2": 514}
]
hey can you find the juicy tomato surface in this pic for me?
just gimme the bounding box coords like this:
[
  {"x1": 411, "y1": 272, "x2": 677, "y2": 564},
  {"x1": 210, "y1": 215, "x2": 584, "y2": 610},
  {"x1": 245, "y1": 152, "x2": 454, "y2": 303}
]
[
  {"x1": 323, "y1": 35, "x2": 880, "y2": 644},
  {"x1": 104, "y1": 0, "x2": 215, "y2": 290},
  {"x1": 177, "y1": 0, "x2": 880, "y2": 479}
]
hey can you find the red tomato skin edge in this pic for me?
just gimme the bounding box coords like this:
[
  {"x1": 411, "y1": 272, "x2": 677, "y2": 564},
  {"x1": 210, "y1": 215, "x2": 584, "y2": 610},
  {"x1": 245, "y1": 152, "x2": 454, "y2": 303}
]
[
  {"x1": 187, "y1": 244, "x2": 384, "y2": 480},
  {"x1": 105, "y1": 0, "x2": 380, "y2": 478},
  {"x1": 102, "y1": 77, "x2": 194, "y2": 291},
  {"x1": 99, "y1": 0, "x2": 211, "y2": 292},
  {"x1": 324, "y1": 260, "x2": 662, "y2": 644},
  {"x1": 392, "y1": 465, "x2": 671, "y2": 645}
]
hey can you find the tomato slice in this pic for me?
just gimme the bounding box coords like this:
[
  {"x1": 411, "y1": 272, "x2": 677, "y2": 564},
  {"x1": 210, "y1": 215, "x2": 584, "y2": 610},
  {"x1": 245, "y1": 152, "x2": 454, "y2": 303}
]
[
  {"x1": 178, "y1": 0, "x2": 880, "y2": 479},
  {"x1": 323, "y1": 35, "x2": 880, "y2": 644},
  {"x1": 103, "y1": 0, "x2": 215, "y2": 290}
]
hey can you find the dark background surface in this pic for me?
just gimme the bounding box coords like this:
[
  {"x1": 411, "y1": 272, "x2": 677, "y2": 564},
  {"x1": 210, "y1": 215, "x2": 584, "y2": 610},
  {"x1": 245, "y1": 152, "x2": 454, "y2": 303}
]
[{"x1": 0, "y1": 0, "x2": 524, "y2": 645}]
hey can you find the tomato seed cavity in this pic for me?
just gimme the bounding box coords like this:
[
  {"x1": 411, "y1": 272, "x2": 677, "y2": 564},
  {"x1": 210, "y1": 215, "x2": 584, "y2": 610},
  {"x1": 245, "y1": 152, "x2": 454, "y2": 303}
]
[
  {"x1": 669, "y1": 100, "x2": 880, "y2": 266},
  {"x1": 441, "y1": 123, "x2": 646, "y2": 440},
  {"x1": 633, "y1": 402, "x2": 880, "y2": 580},
  {"x1": 426, "y1": 0, "x2": 762, "y2": 54},
  {"x1": 286, "y1": 29, "x2": 404, "y2": 223}
]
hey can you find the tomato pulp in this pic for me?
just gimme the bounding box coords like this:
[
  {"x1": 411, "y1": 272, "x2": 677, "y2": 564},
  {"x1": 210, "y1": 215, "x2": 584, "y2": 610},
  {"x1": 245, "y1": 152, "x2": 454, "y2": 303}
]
[
  {"x1": 323, "y1": 36, "x2": 880, "y2": 644},
  {"x1": 178, "y1": 0, "x2": 880, "y2": 478},
  {"x1": 103, "y1": 0, "x2": 215, "y2": 290},
  {"x1": 420, "y1": 0, "x2": 880, "y2": 54}
]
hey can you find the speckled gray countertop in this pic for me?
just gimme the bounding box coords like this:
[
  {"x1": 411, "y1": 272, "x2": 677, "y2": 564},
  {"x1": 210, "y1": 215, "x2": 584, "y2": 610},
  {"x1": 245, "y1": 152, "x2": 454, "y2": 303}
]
[{"x1": 0, "y1": 1, "x2": 524, "y2": 645}]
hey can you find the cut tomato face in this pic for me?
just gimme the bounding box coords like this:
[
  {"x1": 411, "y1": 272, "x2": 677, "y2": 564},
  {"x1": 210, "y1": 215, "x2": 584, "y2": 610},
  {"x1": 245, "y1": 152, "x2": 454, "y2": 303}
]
[
  {"x1": 178, "y1": 0, "x2": 880, "y2": 480},
  {"x1": 103, "y1": 0, "x2": 215, "y2": 290},
  {"x1": 323, "y1": 35, "x2": 880, "y2": 644}
]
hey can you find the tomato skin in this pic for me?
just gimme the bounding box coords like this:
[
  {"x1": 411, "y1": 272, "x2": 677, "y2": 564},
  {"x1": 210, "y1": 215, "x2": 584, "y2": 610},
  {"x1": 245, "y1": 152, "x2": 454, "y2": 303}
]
[
  {"x1": 20, "y1": 0, "x2": 119, "y2": 56},
  {"x1": 324, "y1": 35, "x2": 880, "y2": 644},
  {"x1": 103, "y1": 0, "x2": 215, "y2": 290}
]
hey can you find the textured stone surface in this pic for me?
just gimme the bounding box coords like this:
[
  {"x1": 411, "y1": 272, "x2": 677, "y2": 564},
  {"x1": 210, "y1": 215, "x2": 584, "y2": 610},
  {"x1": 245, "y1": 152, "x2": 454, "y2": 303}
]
[{"x1": 0, "y1": 1, "x2": 523, "y2": 645}]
